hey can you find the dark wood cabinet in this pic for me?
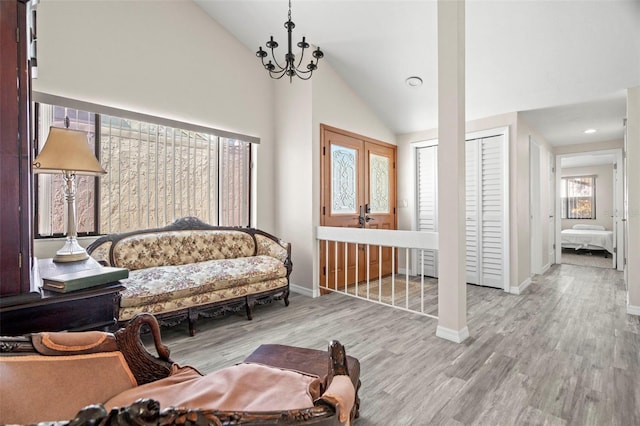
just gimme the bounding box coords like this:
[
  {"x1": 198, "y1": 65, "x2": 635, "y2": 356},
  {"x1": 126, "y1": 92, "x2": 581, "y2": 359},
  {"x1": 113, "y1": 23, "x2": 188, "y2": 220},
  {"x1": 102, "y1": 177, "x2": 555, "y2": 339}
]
[
  {"x1": 0, "y1": 0, "x2": 33, "y2": 296},
  {"x1": 0, "y1": 284, "x2": 124, "y2": 335}
]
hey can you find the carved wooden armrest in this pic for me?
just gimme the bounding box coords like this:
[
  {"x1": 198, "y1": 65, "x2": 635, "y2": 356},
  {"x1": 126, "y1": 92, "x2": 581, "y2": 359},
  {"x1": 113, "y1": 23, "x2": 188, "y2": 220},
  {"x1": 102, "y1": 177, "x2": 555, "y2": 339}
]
[
  {"x1": 113, "y1": 313, "x2": 173, "y2": 385},
  {"x1": 0, "y1": 313, "x2": 174, "y2": 386}
]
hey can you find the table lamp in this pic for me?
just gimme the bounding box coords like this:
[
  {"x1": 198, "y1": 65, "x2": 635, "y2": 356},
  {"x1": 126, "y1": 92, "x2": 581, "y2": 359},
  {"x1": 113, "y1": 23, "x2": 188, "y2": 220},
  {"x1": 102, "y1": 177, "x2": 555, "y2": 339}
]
[{"x1": 33, "y1": 126, "x2": 106, "y2": 262}]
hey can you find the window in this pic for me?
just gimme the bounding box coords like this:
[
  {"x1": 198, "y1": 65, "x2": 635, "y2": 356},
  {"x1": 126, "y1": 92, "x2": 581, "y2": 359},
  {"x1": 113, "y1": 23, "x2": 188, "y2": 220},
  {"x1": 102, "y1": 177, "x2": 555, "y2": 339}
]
[
  {"x1": 561, "y1": 176, "x2": 596, "y2": 219},
  {"x1": 35, "y1": 101, "x2": 252, "y2": 237}
]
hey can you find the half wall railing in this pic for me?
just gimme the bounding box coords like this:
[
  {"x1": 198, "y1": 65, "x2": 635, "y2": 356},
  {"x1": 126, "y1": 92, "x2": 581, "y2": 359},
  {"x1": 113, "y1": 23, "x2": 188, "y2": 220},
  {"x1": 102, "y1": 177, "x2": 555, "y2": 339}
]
[{"x1": 316, "y1": 226, "x2": 439, "y2": 319}]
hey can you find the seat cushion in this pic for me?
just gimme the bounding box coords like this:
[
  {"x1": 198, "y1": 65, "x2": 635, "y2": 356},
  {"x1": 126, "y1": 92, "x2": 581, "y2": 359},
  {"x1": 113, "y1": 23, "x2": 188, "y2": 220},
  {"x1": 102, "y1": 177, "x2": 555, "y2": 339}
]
[
  {"x1": 105, "y1": 363, "x2": 321, "y2": 412},
  {"x1": 118, "y1": 278, "x2": 288, "y2": 321},
  {"x1": 120, "y1": 256, "x2": 287, "y2": 308}
]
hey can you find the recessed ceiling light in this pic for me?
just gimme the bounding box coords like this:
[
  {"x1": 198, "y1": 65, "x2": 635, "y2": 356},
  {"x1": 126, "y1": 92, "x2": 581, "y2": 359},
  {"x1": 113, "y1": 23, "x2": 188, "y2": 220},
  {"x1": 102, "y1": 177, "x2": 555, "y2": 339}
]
[
  {"x1": 584, "y1": 129, "x2": 597, "y2": 134},
  {"x1": 405, "y1": 76, "x2": 423, "y2": 88}
]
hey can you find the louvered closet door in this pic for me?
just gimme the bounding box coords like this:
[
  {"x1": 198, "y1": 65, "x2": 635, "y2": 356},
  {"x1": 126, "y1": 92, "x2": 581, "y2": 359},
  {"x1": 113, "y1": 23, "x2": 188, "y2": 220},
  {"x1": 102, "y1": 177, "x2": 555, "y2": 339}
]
[
  {"x1": 478, "y1": 135, "x2": 505, "y2": 288},
  {"x1": 465, "y1": 140, "x2": 480, "y2": 284},
  {"x1": 416, "y1": 133, "x2": 507, "y2": 289},
  {"x1": 416, "y1": 145, "x2": 438, "y2": 277}
]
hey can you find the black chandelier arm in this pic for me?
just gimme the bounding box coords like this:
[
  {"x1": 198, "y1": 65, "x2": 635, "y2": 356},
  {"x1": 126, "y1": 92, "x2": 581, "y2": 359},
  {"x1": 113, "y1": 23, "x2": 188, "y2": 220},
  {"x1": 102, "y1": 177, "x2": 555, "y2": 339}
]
[
  {"x1": 293, "y1": 69, "x2": 314, "y2": 81},
  {"x1": 267, "y1": 66, "x2": 290, "y2": 80},
  {"x1": 269, "y1": 45, "x2": 287, "y2": 72}
]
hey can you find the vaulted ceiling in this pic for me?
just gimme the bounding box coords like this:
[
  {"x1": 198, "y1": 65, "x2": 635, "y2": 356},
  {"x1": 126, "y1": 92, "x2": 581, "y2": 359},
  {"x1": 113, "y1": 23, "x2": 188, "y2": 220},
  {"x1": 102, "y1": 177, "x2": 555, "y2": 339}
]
[{"x1": 195, "y1": 0, "x2": 640, "y2": 146}]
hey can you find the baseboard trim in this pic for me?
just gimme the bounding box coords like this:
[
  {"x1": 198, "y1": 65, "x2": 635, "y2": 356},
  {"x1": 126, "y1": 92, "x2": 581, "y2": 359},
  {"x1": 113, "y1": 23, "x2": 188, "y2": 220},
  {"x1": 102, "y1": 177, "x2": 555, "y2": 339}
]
[
  {"x1": 627, "y1": 303, "x2": 640, "y2": 316},
  {"x1": 398, "y1": 267, "x2": 411, "y2": 276},
  {"x1": 290, "y1": 283, "x2": 316, "y2": 298},
  {"x1": 509, "y1": 277, "x2": 532, "y2": 295},
  {"x1": 541, "y1": 262, "x2": 551, "y2": 274},
  {"x1": 436, "y1": 325, "x2": 470, "y2": 343}
]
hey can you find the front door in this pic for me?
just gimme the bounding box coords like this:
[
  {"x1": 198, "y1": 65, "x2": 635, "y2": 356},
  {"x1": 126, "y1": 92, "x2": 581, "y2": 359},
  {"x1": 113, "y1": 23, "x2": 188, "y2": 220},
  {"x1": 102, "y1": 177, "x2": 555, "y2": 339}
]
[{"x1": 320, "y1": 124, "x2": 396, "y2": 290}]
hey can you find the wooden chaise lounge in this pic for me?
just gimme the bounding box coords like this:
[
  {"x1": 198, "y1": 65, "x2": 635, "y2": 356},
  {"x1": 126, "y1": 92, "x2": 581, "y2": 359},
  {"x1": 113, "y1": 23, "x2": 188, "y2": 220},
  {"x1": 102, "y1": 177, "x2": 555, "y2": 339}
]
[{"x1": 0, "y1": 313, "x2": 358, "y2": 425}]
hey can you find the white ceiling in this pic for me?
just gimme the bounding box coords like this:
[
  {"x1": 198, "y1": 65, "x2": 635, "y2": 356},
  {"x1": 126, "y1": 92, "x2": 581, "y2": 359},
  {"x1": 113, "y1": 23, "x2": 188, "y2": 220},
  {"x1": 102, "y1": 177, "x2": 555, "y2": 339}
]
[{"x1": 194, "y1": 0, "x2": 640, "y2": 146}]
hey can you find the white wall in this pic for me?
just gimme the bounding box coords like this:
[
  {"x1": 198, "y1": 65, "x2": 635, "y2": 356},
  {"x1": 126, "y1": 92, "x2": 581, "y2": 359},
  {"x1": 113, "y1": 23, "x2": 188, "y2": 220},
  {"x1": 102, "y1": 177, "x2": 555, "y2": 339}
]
[
  {"x1": 34, "y1": 1, "x2": 394, "y2": 293},
  {"x1": 518, "y1": 117, "x2": 554, "y2": 274},
  {"x1": 554, "y1": 139, "x2": 624, "y2": 156},
  {"x1": 627, "y1": 86, "x2": 640, "y2": 313},
  {"x1": 34, "y1": 0, "x2": 277, "y2": 232},
  {"x1": 274, "y1": 61, "x2": 395, "y2": 294},
  {"x1": 273, "y1": 81, "x2": 313, "y2": 294},
  {"x1": 560, "y1": 164, "x2": 614, "y2": 231}
]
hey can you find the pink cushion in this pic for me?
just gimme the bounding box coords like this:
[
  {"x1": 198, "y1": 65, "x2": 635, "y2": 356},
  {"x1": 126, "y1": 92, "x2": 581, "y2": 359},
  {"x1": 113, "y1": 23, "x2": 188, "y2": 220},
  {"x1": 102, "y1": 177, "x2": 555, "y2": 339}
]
[
  {"x1": 0, "y1": 353, "x2": 137, "y2": 424},
  {"x1": 106, "y1": 363, "x2": 322, "y2": 412}
]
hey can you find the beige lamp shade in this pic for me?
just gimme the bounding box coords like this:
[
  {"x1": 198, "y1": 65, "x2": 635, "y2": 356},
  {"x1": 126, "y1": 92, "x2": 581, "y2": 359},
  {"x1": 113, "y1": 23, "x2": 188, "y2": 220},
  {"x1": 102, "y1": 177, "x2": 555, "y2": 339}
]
[{"x1": 33, "y1": 127, "x2": 106, "y2": 175}]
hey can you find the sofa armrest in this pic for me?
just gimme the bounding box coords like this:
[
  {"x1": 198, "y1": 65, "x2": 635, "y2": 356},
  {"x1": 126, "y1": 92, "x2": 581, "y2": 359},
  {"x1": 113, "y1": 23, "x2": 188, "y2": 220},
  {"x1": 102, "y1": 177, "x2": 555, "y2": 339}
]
[{"x1": 113, "y1": 313, "x2": 173, "y2": 385}]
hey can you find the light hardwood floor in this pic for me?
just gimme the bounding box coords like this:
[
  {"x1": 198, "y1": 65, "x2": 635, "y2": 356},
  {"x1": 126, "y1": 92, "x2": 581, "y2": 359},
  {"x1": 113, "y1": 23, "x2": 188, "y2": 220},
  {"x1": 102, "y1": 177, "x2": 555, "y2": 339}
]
[{"x1": 150, "y1": 263, "x2": 640, "y2": 425}]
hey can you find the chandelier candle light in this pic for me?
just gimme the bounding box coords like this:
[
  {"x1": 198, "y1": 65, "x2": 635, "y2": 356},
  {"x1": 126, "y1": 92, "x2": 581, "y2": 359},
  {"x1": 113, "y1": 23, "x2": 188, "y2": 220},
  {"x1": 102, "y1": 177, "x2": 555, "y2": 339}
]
[
  {"x1": 256, "y1": 0, "x2": 323, "y2": 81},
  {"x1": 33, "y1": 126, "x2": 106, "y2": 262}
]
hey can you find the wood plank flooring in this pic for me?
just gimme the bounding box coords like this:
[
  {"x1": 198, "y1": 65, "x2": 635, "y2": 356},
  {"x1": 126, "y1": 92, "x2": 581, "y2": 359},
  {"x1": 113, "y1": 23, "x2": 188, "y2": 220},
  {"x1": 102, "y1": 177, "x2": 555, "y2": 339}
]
[{"x1": 148, "y1": 263, "x2": 640, "y2": 425}]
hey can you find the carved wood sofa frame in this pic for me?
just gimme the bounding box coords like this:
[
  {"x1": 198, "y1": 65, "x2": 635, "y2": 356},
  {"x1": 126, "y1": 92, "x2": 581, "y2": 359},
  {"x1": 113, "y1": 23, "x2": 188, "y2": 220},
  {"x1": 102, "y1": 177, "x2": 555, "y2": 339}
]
[
  {"x1": 86, "y1": 217, "x2": 292, "y2": 335},
  {"x1": 0, "y1": 313, "x2": 352, "y2": 425}
]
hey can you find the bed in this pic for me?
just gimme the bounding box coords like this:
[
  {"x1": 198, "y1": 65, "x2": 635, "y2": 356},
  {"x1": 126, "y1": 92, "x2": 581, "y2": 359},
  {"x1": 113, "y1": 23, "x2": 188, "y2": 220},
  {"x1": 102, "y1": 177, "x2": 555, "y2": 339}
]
[{"x1": 561, "y1": 224, "x2": 614, "y2": 256}]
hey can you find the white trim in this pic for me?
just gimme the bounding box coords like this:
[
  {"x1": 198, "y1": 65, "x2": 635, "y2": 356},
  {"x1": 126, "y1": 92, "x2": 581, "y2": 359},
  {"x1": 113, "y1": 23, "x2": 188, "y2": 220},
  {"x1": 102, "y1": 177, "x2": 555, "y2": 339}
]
[
  {"x1": 541, "y1": 262, "x2": 551, "y2": 274},
  {"x1": 627, "y1": 303, "x2": 640, "y2": 316},
  {"x1": 316, "y1": 226, "x2": 438, "y2": 250},
  {"x1": 290, "y1": 283, "x2": 316, "y2": 298},
  {"x1": 33, "y1": 91, "x2": 261, "y2": 144},
  {"x1": 436, "y1": 325, "x2": 470, "y2": 343},
  {"x1": 509, "y1": 277, "x2": 532, "y2": 295}
]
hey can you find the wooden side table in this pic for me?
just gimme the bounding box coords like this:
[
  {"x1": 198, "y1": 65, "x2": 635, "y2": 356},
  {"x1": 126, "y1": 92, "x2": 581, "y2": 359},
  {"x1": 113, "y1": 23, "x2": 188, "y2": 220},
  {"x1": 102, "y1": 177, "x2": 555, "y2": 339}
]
[{"x1": 0, "y1": 258, "x2": 125, "y2": 336}]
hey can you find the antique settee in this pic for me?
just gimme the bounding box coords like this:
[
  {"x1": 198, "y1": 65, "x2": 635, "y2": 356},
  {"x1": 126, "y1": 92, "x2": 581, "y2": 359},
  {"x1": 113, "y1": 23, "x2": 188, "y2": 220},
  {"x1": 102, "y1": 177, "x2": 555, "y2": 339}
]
[
  {"x1": 86, "y1": 217, "x2": 292, "y2": 335},
  {"x1": 0, "y1": 313, "x2": 356, "y2": 425}
]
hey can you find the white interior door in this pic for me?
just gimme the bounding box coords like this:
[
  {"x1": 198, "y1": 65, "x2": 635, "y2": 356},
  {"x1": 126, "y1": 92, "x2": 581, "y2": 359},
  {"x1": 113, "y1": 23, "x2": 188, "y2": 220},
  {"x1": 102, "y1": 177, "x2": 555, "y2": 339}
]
[
  {"x1": 478, "y1": 135, "x2": 507, "y2": 288},
  {"x1": 548, "y1": 151, "x2": 556, "y2": 266},
  {"x1": 416, "y1": 144, "x2": 438, "y2": 277},
  {"x1": 614, "y1": 149, "x2": 624, "y2": 271},
  {"x1": 530, "y1": 137, "x2": 542, "y2": 275},
  {"x1": 465, "y1": 139, "x2": 479, "y2": 284}
]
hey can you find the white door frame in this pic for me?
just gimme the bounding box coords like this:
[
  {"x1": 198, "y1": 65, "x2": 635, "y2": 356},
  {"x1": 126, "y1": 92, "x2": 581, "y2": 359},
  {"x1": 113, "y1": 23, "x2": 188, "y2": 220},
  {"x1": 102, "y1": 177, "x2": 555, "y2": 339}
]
[
  {"x1": 548, "y1": 151, "x2": 556, "y2": 268},
  {"x1": 529, "y1": 137, "x2": 542, "y2": 275},
  {"x1": 555, "y1": 148, "x2": 624, "y2": 270}
]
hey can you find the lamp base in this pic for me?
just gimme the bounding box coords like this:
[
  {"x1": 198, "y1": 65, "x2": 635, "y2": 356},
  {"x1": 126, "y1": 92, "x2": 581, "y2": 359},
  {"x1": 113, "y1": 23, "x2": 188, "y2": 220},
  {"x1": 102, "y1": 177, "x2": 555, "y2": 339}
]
[{"x1": 53, "y1": 237, "x2": 89, "y2": 263}]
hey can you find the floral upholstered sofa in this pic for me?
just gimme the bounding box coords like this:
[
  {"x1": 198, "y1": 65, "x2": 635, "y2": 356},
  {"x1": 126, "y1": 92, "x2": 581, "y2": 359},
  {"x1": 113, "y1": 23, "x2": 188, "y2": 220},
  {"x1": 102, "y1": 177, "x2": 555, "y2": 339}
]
[{"x1": 86, "y1": 217, "x2": 292, "y2": 335}]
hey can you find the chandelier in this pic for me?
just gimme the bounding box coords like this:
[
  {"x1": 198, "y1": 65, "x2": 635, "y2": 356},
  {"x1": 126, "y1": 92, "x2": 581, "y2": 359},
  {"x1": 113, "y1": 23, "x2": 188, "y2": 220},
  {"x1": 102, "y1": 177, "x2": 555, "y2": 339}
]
[{"x1": 256, "y1": 0, "x2": 324, "y2": 82}]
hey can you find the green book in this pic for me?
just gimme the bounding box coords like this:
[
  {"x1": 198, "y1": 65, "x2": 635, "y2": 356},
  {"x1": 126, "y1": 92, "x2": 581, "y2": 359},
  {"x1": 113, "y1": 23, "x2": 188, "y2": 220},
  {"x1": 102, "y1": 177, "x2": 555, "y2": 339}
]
[{"x1": 42, "y1": 267, "x2": 129, "y2": 293}]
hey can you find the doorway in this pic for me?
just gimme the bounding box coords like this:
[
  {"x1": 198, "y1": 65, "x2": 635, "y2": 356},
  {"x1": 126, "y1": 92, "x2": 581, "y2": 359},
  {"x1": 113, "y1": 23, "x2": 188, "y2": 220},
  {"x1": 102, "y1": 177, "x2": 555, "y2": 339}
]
[
  {"x1": 319, "y1": 124, "x2": 397, "y2": 288},
  {"x1": 555, "y1": 149, "x2": 624, "y2": 270}
]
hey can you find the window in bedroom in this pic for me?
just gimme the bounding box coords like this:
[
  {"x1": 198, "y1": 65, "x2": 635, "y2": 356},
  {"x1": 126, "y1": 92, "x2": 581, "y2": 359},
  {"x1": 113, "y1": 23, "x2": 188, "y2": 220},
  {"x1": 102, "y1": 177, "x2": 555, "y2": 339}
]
[
  {"x1": 561, "y1": 175, "x2": 596, "y2": 219},
  {"x1": 35, "y1": 100, "x2": 253, "y2": 237}
]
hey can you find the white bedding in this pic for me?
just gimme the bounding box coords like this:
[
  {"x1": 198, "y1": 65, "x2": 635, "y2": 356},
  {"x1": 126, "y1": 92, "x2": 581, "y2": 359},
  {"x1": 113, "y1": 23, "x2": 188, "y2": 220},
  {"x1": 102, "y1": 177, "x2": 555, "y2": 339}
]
[{"x1": 561, "y1": 228, "x2": 614, "y2": 254}]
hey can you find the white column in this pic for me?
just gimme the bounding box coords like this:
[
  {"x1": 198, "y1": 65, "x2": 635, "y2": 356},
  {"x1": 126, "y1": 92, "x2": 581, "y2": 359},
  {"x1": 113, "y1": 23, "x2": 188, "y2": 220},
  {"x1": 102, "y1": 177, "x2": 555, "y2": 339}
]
[
  {"x1": 627, "y1": 86, "x2": 640, "y2": 315},
  {"x1": 436, "y1": 0, "x2": 469, "y2": 342}
]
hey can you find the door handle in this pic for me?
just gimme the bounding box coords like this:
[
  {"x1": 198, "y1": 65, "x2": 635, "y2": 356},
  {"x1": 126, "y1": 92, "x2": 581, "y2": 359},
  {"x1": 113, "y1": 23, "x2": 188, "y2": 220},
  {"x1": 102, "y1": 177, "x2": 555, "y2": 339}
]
[{"x1": 365, "y1": 215, "x2": 374, "y2": 223}]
